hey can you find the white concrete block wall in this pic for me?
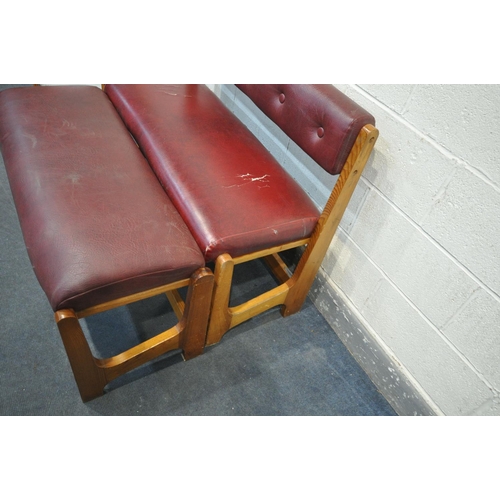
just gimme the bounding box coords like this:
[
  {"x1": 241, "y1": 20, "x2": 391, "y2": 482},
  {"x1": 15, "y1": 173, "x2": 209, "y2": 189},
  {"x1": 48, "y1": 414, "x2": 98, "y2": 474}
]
[
  {"x1": 218, "y1": 84, "x2": 500, "y2": 416},
  {"x1": 339, "y1": 84, "x2": 500, "y2": 415}
]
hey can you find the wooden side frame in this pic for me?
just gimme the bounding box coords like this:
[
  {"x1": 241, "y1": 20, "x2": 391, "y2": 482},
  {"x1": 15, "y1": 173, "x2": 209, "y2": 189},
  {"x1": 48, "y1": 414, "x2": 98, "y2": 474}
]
[
  {"x1": 206, "y1": 124, "x2": 379, "y2": 346},
  {"x1": 56, "y1": 267, "x2": 214, "y2": 402}
]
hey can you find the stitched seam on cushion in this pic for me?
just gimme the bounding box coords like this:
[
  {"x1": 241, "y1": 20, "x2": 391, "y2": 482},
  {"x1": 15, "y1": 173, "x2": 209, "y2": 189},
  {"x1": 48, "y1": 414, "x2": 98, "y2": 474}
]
[
  {"x1": 57, "y1": 263, "x2": 201, "y2": 311},
  {"x1": 204, "y1": 215, "x2": 319, "y2": 256}
]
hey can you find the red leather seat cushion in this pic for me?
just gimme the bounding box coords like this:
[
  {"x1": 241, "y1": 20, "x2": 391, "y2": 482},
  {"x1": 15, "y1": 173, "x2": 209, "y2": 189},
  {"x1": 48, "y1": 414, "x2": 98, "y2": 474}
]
[
  {"x1": 104, "y1": 84, "x2": 320, "y2": 262},
  {"x1": 0, "y1": 85, "x2": 205, "y2": 312}
]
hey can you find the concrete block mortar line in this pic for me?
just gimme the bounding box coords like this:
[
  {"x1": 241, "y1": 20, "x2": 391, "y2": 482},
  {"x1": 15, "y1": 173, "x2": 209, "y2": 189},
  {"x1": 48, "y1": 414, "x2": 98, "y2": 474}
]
[
  {"x1": 357, "y1": 176, "x2": 500, "y2": 306},
  {"x1": 469, "y1": 394, "x2": 500, "y2": 416},
  {"x1": 439, "y1": 286, "x2": 500, "y2": 399},
  {"x1": 326, "y1": 224, "x2": 500, "y2": 397},
  {"x1": 418, "y1": 156, "x2": 500, "y2": 226},
  {"x1": 418, "y1": 163, "x2": 459, "y2": 226},
  {"x1": 400, "y1": 84, "x2": 418, "y2": 115},
  {"x1": 314, "y1": 267, "x2": 445, "y2": 416},
  {"x1": 349, "y1": 84, "x2": 500, "y2": 193},
  {"x1": 342, "y1": 178, "x2": 371, "y2": 235},
  {"x1": 439, "y1": 286, "x2": 483, "y2": 332}
]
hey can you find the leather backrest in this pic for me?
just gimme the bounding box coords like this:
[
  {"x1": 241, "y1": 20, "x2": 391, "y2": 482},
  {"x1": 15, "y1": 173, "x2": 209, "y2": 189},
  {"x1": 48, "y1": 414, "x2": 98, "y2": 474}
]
[{"x1": 235, "y1": 84, "x2": 375, "y2": 176}]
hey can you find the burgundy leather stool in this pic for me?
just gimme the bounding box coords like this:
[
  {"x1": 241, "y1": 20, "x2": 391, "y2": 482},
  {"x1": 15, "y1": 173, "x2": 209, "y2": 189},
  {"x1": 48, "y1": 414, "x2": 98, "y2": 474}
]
[{"x1": 0, "y1": 85, "x2": 214, "y2": 401}]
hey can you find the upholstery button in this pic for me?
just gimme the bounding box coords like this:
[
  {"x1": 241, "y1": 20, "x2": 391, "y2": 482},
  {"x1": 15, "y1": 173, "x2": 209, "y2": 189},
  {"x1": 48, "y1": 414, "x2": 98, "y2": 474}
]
[
  {"x1": 317, "y1": 127, "x2": 325, "y2": 138},
  {"x1": 279, "y1": 93, "x2": 285, "y2": 104}
]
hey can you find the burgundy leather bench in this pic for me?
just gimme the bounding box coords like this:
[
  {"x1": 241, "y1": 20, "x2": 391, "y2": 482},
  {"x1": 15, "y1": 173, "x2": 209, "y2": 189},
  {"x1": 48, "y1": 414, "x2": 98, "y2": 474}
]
[
  {"x1": 0, "y1": 85, "x2": 214, "y2": 401},
  {"x1": 104, "y1": 84, "x2": 378, "y2": 345}
]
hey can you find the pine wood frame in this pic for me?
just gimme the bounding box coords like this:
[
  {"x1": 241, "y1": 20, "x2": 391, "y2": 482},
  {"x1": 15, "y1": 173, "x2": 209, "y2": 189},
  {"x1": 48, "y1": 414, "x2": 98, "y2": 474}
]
[
  {"x1": 205, "y1": 124, "x2": 379, "y2": 346},
  {"x1": 55, "y1": 267, "x2": 214, "y2": 402}
]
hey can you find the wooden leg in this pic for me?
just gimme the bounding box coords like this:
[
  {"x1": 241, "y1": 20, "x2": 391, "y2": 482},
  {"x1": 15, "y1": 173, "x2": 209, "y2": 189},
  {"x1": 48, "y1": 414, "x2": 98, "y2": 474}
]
[
  {"x1": 166, "y1": 289, "x2": 185, "y2": 320},
  {"x1": 206, "y1": 254, "x2": 234, "y2": 346},
  {"x1": 262, "y1": 253, "x2": 292, "y2": 283},
  {"x1": 180, "y1": 267, "x2": 214, "y2": 359},
  {"x1": 55, "y1": 267, "x2": 214, "y2": 402},
  {"x1": 56, "y1": 309, "x2": 108, "y2": 402},
  {"x1": 206, "y1": 253, "x2": 293, "y2": 345},
  {"x1": 283, "y1": 126, "x2": 379, "y2": 317}
]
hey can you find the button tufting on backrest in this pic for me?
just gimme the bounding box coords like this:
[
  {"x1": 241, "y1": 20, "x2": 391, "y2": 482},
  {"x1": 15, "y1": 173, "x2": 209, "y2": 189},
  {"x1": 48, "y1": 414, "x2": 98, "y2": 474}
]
[{"x1": 235, "y1": 84, "x2": 375, "y2": 175}]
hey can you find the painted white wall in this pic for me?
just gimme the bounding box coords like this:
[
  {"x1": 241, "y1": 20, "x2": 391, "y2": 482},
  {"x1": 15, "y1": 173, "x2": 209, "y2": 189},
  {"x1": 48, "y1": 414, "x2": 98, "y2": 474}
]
[{"x1": 218, "y1": 84, "x2": 500, "y2": 416}]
